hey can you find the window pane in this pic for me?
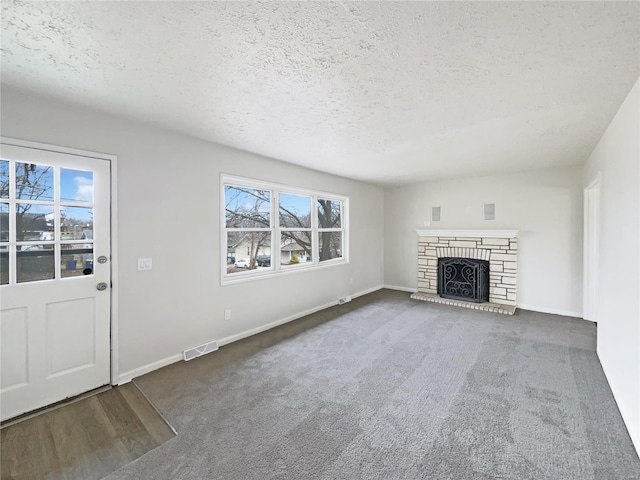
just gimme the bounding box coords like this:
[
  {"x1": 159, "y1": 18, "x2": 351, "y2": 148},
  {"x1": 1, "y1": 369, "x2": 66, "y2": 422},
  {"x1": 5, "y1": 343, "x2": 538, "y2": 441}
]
[
  {"x1": 226, "y1": 231, "x2": 271, "y2": 274},
  {"x1": 61, "y1": 206, "x2": 93, "y2": 240},
  {"x1": 17, "y1": 245, "x2": 54, "y2": 283},
  {"x1": 16, "y1": 203, "x2": 55, "y2": 241},
  {"x1": 16, "y1": 162, "x2": 54, "y2": 201},
  {"x1": 281, "y1": 231, "x2": 311, "y2": 265},
  {"x1": 0, "y1": 160, "x2": 8, "y2": 198},
  {"x1": 318, "y1": 199, "x2": 341, "y2": 229},
  {"x1": 61, "y1": 168, "x2": 93, "y2": 203},
  {"x1": 1, "y1": 202, "x2": 8, "y2": 243},
  {"x1": 279, "y1": 193, "x2": 311, "y2": 228},
  {"x1": 61, "y1": 245, "x2": 94, "y2": 278},
  {"x1": 318, "y1": 232, "x2": 342, "y2": 262},
  {"x1": 225, "y1": 186, "x2": 270, "y2": 228},
  {"x1": 0, "y1": 247, "x2": 7, "y2": 285}
]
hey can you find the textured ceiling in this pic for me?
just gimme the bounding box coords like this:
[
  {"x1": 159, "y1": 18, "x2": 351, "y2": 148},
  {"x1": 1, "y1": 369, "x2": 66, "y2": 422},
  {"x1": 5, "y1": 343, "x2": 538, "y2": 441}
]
[{"x1": 2, "y1": 1, "x2": 639, "y2": 186}]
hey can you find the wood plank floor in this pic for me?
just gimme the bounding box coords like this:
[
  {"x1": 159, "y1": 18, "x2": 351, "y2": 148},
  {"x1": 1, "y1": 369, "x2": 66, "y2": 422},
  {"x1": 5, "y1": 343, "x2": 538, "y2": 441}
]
[{"x1": 1, "y1": 382, "x2": 175, "y2": 480}]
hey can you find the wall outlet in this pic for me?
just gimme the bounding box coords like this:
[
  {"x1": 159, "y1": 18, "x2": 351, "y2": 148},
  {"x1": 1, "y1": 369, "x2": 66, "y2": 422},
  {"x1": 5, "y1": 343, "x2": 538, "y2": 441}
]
[
  {"x1": 137, "y1": 258, "x2": 152, "y2": 271},
  {"x1": 224, "y1": 309, "x2": 231, "y2": 321}
]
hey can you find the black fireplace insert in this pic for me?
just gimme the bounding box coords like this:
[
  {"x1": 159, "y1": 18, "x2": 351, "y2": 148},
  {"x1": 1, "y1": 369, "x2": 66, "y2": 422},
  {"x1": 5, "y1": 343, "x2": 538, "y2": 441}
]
[{"x1": 437, "y1": 257, "x2": 490, "y2": 303}]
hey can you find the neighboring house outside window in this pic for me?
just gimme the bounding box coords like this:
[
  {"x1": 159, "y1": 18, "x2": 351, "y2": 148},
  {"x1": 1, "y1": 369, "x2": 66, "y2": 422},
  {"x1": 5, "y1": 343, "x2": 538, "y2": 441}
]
[{"x1": 221, "y1": 175, "x2": 348, "y2": 284}]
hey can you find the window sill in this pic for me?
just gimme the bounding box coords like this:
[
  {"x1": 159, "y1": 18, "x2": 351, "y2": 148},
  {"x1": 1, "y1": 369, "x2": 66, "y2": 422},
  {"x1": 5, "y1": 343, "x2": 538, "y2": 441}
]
[{"x1": 221, "y1": 258, "x2": 348, "y2": 286}]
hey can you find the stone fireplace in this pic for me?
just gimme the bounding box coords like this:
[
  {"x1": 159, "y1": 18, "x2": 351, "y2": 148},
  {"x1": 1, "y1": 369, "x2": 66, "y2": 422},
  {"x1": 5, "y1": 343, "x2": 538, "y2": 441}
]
[{"x1": 411, "y1": 229, "x2": 519, "y2": 315}]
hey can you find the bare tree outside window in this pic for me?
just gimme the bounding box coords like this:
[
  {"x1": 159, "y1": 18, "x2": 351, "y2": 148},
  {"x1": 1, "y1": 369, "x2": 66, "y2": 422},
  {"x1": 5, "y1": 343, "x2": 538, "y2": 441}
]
[
  {"x1": 222, "y1": 177, "x2": 347, "y2": 281},
  {"x1": 225, "y1": 186, "x2": 271, "y2": 270}
]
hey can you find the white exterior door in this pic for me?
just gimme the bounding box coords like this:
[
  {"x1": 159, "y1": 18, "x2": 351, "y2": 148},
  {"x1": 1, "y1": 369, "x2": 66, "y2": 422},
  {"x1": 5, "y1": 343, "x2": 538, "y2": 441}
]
[{"x1": 0, "y1": 143, "x2": 111, "y2": 421}]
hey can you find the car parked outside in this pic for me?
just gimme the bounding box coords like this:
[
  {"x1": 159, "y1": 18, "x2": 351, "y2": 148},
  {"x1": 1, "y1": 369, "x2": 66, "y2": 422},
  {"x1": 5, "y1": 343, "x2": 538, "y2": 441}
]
[
  {"x1": 256, "y1": 255, "x2": 271, "y2": 267},
  {"x1": 234, "y1": 258, "x2": 250, "y2": 269}
]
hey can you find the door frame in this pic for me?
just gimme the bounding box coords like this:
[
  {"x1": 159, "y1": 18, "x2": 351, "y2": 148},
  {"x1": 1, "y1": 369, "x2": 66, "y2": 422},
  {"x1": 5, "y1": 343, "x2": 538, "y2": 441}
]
[
  {"x1": 583, "y1": 174, "x2": 601, "y2": 322},
  {"x1": 1, "y1": 136, "x2": 120, "y2": 385}
]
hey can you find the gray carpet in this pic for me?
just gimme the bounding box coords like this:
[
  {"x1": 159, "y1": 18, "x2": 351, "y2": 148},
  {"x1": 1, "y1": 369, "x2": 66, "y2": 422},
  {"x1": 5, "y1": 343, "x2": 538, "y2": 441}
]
[{"x1": 106, "y1": 289, "x2": 640, "y2": 479}]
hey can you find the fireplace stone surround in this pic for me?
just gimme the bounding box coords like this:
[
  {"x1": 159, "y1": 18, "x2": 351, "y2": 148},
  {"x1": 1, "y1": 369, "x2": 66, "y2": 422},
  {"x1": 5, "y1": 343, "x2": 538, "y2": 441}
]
[{"x1": 411, "y1": 229, "x2": 519, "y2": 315}]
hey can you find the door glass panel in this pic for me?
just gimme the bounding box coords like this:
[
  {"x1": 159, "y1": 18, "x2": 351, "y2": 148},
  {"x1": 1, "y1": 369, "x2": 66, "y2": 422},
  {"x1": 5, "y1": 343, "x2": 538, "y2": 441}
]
[
  {"x1": 279, "y1": 193, "x2": 311, "y2": 228},
  {"x1": 17, "y1": 245, "x2": 54, "y2": 283},
  {"x1": 281, "y1": 231, "x2": 312, "y2": 265},
  {"x1": 15, "y1": 162, "x2": 54, "y2": 201},
  {"x1": 60, "y1": 169, "x2": 93, "y2": 203},
  {"x1": 0, "y1": 160, "x2": 8, "y2": 198},
  {"x1": 61, "y1": 206, "x2": 93, "y2": 240},
  {"x1": 16, "y1": 203, "x2": 55, "y2": 241},
  {"x1": 61, "y1": 245, "x2": 93, "y2": 278}
]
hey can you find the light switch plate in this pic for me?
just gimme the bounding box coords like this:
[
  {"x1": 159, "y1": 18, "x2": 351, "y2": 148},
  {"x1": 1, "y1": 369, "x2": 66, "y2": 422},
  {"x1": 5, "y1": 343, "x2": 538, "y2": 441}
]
[{"x1": 137, "y1": 258, "x2": 153, "y2": 271}]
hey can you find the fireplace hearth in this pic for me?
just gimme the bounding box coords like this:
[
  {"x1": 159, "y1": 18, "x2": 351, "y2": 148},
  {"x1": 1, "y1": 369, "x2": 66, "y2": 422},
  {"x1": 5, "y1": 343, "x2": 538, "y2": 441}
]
[
  {"x1": 411, "y1": 229, "x2": 519, "y2": 315},
  {"x1": 438, "y1": 257, "x2": 489, "y2": 303}
]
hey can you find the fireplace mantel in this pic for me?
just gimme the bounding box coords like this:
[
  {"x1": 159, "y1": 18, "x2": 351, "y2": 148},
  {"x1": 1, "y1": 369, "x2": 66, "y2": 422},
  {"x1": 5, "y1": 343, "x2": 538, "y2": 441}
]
[{"x1": 415, "y1": 229, "x2": 519, "y2": 238}]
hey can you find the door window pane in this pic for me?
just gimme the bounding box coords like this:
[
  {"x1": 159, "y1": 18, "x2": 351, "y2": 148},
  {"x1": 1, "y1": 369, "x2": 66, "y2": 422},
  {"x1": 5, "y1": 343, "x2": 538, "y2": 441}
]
[
  {"x1": 61, "y1": 206, "x2": 93, "y2": 240},
  {"x1": 279, "y1": 193, "x2": 311, "y2": 228},
  {"x1": 225, "y1": 186, "x2": 270, "y2": 228},
  {"x1": 61, "y1": 245, "x2": 93, "y2": 278},
  {"x1": 16, "y1": 204, "x2": 55, "y2": 241},
  {"x1": 318, "y1": 199, "x2": 341, "y2": 228},
  {"x1": 281, "y1": 231, "x2": 311, "y2": 265},
  {"x1": 17, "y1": 245, "x2": 54, "y2": 283},
  {"x1": 318, "y1": 232, "x2": 342, "y2": 262},
  {"x1": 0, "y1": 160, "x2": 8, "y2": 198},
  {"x1": 60, "y1": 168, "x2": 93, "y2": 203},
  {"x1": 16, "y1": 162, "x2": 54, "y2": 201}
]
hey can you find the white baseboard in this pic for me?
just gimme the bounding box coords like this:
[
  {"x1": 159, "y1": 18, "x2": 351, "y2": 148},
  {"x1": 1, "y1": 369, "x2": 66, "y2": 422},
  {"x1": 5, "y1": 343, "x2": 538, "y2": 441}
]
[
  {"x1": 117, "y1": 353, "x2": 183, "y2": 385},
  {"x1": 517, "y1": 303, "x2": 584, "y2": 319},
  {"x1": 218, "y1": 285, "x2": 384, "y2": 347},
  {"x1": 352, "y1": 284, "x2": 385, "y2": 298},
  {"x1": 117, "y1": 285, "x2": 384, "y2": 384},
  {"x1": 383, "y1": 284, "x2": 418, "y2": 293}
]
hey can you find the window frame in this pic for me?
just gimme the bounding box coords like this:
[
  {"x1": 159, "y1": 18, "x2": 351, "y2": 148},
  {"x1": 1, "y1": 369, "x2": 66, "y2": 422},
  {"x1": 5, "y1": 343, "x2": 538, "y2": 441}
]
[{"x1": 221, "y1": 174, "x2": 349, "y2": 285}]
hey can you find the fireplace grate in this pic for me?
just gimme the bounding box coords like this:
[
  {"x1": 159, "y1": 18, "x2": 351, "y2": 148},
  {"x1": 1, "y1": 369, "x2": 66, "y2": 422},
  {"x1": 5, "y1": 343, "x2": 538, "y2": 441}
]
[{"x1": 437, "y1": 257, "x2": 490, "y2": 303}]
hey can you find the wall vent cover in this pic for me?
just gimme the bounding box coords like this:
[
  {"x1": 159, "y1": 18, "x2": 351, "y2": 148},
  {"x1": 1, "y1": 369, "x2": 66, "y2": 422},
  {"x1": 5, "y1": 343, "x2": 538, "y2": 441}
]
[
  {"x1": 183, "y1": 340, "x2": 219, "y2": 361},
  {"x1": 431, "y1": 206, "x2": 441, "y2": 222},
  {"x1": 484, "y1": 203, "x2": 495, "y2": 221}
]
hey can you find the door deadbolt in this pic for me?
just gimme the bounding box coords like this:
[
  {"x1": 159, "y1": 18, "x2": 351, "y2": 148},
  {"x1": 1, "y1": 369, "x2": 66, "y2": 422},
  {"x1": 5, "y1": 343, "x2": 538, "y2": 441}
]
[
  {"x1": 96, "y1": 282, "x2": 108, "y2": 291},
  {"x1": 97, "y1": 256, "x2": 108, "y2": 264}
]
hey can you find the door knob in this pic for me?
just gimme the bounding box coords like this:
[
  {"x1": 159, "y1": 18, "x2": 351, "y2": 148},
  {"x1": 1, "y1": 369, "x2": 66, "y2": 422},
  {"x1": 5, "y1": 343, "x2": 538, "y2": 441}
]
[{"x1": 96, "y1": 282, "x2": 108, "y2": 291}]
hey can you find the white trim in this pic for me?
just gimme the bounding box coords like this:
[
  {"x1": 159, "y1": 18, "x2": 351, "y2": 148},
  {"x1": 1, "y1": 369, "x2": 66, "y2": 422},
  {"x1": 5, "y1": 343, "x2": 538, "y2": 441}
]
[
  {"x1": 352, "y1": 284, "x2": 384, "y2": 298},
  {"x1": 583, "y1": 174, "x2": 601, "y2": 322},
  {"x1": 384, "y1": 284, "x2": 418, "y2": 293},
  {"x1": 517, "y1": 303, "x2": 583, "y2": 319},
  {"x1": 116, "y1": 285, "x2": 383, "y2": 383},
  {"x1": 221, "y1": 173, "x2": 349, "y2": 286},
  {"x1": 415, "y1": 229, "x2": 519, "y2": 238},
  {"x1": 117, "y1": 354, "x2": 183, "y2": 385},
  {"x1": 217, "y1": 285, "x2": 383, "y2": 347},
  {"x1": 1, "y1": 136, "x2": 120, "y2": 386}
]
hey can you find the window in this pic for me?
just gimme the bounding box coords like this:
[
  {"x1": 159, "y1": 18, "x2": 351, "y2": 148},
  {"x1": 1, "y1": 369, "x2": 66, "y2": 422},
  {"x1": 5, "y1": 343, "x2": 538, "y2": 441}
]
[{"x1": 222, "y1": 175, "x2": 348, "y2": 283}]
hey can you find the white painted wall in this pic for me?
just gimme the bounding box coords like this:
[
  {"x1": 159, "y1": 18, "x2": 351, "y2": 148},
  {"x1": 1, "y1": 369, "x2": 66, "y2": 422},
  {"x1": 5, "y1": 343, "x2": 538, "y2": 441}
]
[
  {"x1": 1, "y1": 86, "x2": 385, "y2": 381},
  {"x1": 384, "y1": 166, "x2": 584, "y2": 316},
  {"x1": 583, "y1": 78, "x2": 640, "y2": 452}
]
